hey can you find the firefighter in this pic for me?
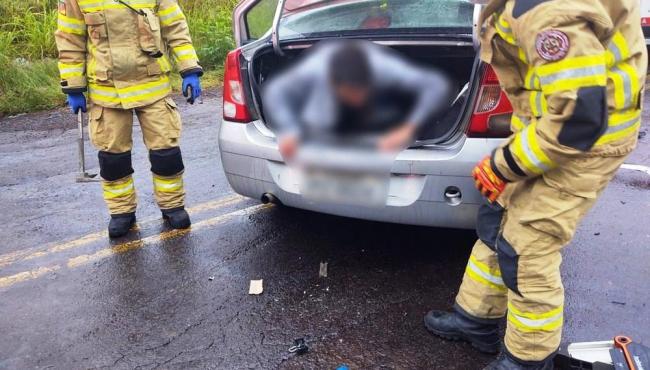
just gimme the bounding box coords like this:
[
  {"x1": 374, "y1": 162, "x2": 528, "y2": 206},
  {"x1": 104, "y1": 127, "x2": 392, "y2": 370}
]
[
  {"x1": 424, "y1": 0, "x2": 647, "y2": 369},
  {"x1": 55, "y1": 0, "x2": 203, "y2": 238}
]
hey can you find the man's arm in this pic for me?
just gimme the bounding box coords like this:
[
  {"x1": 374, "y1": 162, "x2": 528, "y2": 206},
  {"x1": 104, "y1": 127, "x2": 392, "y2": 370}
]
[
  {"x1": 375, "y1": 49, "x2": 453, "y2": 128},
  {"x1": 55, "y1": 0, "x2": 87, "y2": 94},
  {"x1": 157, "y1": 0, "x2": 202, "y2": 77},
  {"x1": 261, "y1": 65, "x2": 314, "y2": 139}
]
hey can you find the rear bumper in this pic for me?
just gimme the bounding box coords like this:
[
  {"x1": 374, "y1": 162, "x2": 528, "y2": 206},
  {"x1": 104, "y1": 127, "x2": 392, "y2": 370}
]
[{"x1": 218, "y1": 120, "x2": 503, "y2": 229}]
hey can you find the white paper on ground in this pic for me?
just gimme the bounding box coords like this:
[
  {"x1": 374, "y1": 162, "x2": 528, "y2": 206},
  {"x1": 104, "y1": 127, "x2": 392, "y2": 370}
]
[
  {"x1": 621, "y1": 163, "x2": 650, "y2": 176},
  {"x1": 319, "y1": 262, "x2": 328, "y2": 278},
  {"x1": 249, "y1": 279, "x2": 263, "y2": 295}
]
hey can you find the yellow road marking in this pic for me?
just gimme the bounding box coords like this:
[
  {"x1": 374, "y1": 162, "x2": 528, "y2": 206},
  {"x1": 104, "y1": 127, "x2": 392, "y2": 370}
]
[
  {"x1": 68, "y1": 203, "x2": 270, "y2": 268},
  {"x1": 0, "y1": 265, "x2": 61, "y2": 289},
  {"x1": 0, "y1": 203, "x2": 271, "y2": 290},
  {"x1": 0, "y1": 194, "x2": 245, "y2": 268}
]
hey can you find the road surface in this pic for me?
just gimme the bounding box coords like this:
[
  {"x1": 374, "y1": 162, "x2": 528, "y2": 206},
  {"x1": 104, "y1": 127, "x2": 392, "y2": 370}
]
[{"x1": 0, "y1": 90, "x2": 648, "y2": 369}]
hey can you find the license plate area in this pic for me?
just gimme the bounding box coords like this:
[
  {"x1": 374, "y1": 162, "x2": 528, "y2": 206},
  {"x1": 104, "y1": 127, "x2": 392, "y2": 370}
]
[{"x1": 300, "y1": 170, "x2": 389, "y2": 207}]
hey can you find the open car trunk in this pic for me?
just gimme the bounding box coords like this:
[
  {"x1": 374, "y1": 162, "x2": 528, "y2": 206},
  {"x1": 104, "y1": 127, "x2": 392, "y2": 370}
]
[{"x1": 247, "y1": 42, "x2": 478, "y2": 143}]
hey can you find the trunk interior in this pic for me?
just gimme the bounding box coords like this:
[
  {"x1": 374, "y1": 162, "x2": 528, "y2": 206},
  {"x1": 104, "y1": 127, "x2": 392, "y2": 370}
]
[{"x1": 248, "y1": 42, "x2": 478, "y2": 142}]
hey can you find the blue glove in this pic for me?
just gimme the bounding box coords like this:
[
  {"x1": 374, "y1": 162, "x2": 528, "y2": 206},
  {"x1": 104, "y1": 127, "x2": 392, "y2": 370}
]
[
  {"x1": 182, "y1": 73, "x2": 202, "y2": 104},
  {"x1": 67, "y1": 92, "x2": 87, "y2": 114}
]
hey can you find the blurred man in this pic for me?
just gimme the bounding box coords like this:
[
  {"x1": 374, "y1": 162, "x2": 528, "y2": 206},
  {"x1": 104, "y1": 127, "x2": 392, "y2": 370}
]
[
  {"x1": 424, "y1": 0, "x2": 647, "y2": 369},
  {"x1": 55, "y1": 0, "x2": 203, "y2": 238},
  {"x1": 262, "y1": 40, "x2": 452, "y2": 160}
]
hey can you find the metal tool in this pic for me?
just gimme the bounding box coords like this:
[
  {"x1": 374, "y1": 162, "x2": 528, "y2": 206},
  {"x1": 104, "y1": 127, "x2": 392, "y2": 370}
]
[
  {"x1": 75, "y1": 111, "x2": 100, "y2": 182},
  {"x1": 288, "y1": 338, "x2": 308, "y2": 355},
  {"x1": 555, "y1": 335, "x2": 650, "y2": 370},
  {"x1": 614, "y1": 336, "x2": 636, "y2": 370},
  {"x1": 185, "y1": 85, "x2": 203, "y2": 105}
]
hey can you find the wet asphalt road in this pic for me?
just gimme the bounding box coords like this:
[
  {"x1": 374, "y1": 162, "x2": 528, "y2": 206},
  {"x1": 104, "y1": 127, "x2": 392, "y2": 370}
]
[{"x1": 0, "y1": 90, "x2": 648, "y2": 369}]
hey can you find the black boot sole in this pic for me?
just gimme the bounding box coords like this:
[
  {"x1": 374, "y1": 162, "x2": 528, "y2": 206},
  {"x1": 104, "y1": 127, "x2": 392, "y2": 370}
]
[{"x1": 424, "y1": 318, "x2": 500, "y2": 354}]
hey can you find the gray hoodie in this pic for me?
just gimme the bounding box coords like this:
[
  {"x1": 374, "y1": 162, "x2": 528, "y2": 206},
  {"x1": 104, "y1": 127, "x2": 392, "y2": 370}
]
[{"x1": 261, "y1": 40, "x2": 452, "y2": 139}]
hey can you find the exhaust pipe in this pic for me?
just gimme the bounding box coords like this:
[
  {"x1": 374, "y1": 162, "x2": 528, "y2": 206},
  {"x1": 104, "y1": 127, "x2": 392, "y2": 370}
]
[{"x1": 261, "y1": 192, "x2": 280, "y2": 205}]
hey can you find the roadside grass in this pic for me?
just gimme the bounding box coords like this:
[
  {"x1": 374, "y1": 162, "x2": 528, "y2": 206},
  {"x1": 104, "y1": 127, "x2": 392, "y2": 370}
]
[{"x1": 0, "y1": 0, "x2": 236, "y2": 117}]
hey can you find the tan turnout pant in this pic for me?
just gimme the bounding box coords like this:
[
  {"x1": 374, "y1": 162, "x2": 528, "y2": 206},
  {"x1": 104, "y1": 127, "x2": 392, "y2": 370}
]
[
  {"x1": 88, "y1": 96, "x2": 185, "y2": 215},
  {"x1": 455, "y1": 154, "x2": 627, "y2": 362}
]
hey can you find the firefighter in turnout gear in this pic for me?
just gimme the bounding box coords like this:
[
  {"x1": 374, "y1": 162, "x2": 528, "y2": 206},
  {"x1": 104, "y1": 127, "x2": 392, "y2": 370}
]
[
  {"x1": 55, "y1": 0, "x2": 203, "y2": 238},
  {"x1": 424, "y1": 0, "x2": 646, "y2": 369}
]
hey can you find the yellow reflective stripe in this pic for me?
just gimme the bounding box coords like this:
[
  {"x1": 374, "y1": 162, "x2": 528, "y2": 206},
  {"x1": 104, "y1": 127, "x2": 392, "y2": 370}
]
[
  {"x1": 541, "y1": 74, "x2": 607, "y2": 95},
  {"x1": 536, "y1": 55, "x2": 606, "y2": 76},
  {"x1": 611, "y1": 63, "x2": 639, "y2": 110},
  {"x1": 524, "y1": 69, "x2": 539, "y2": 90},
  {"x1": 511, "y1": 115, "x2": 530, "y2": 131},
  {"x1": 608, "y1": 68, "x2": 627, "y2": 108},
  {"x1": 79, "y1": 0, "x2": 156, "y2": 11},
  {"x1": 102, "y1": 178, "x2": 135, "y2": 199},
  {"x1": 58, "y1": 62, "x2": 85, "y2": 79},
  {"x1": 465, "y1": 255, "x2": 505, "y2": 291},
  {"x1": 518, "y1": 48, "x2": 528, "y2": 64},
  {"x1": 161, "y1": 13, "x2": 185, "y2": 26},
  {"x1": 606, "y1": 33, "x2": 638, "y2": 110},
  {"x1": 539, "y1": 65, "x2": 606, "y2": 88},
  {"x1": 511, "y1": 122, "x2": 554, "y2": 174},
  {"x1": 596, "y1": 110, "x2": 642, "y2": 146},
  {"x1": 536, "y1": 55, "x2": 607, "y2": 94},
  {"x1": 158, "y1": 4, "x2": 185, "y2": 26},
  {"x1": 89, "y1": 77, "x2": 172, "y2": 105},
  {"x1": 158, "y1": 4, "x2": 180, "y2": 16},
  {"x1": 529, "y1": 90, "x2": 546, "y2": 117},
  {"x1": 608, "y1": 32, "x2": 630, "y2": 64},
  {"x1": 157, "y1": 56, "x2": 172, "y2": 72},
  {"x1": 58, "y1": 14, "x2": 86, "y2": 35},
  {"x1": 153, "y1": 177, "x2": 183, "y2": 193},
  {"x1": 59, "y1": 14, "x2": 85, "y2": 25},
  {"x1": 494, "y1": 14, "x2": 516, "y2": 45},
  {"x1": 507, "y1": 302, "x2": 563, "y2": 332},
  {"x1": 88, "y1": 84, "x2": 120, "y2": 104},
  {"x1": 172, "y1": 44, "x2": 198, "y2": 62}
]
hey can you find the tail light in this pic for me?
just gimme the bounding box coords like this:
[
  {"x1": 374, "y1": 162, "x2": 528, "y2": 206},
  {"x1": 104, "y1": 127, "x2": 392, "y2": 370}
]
[
  {"x1": 223, "y1": 49, "x2": 252, "y2": 123},
  {"x1": 467, "y1": 64, "x2": 513, "y2": 137}
]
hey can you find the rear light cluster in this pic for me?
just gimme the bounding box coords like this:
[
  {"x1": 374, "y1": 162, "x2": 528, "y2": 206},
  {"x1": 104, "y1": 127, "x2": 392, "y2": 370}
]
[
  {"x1": 467, "y1": 64, "x2": 513, "y2": 137},
  {"x1": 223, "y1": 49, "x2": 253, "y2": 123}
]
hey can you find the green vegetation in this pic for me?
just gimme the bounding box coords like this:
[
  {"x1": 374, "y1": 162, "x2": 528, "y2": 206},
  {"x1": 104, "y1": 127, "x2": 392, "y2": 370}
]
[
  {"x1": 246, "y1": 0, "x2": 277, "y2": 39},
  {"x1": 0, "y1": 0, "x2": 238, "y2": 116}
]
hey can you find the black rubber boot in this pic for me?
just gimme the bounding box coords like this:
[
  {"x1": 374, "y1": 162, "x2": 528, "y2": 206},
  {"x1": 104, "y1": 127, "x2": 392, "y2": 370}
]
[
  {"x1": 108, "y1": 212, "x2": 136, "y2": 238},
  {"x1": 162, "y1": 207, "x2": 191, "y2": 229},
  {"x1": 483, "y1": 352, "x2": 554, "y2": 370},
  {"x1": 424, "y1": 309, "x2": 501, "y2": 354}
]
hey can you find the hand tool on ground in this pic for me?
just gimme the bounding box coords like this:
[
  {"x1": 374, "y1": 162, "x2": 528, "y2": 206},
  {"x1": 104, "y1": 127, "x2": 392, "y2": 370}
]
[
  {"x1": 554, "y1": 335, "x2": 650, "y2": 370},
  {"x1": 75, "y1": 111, "x2": 100, "y2": 182}
]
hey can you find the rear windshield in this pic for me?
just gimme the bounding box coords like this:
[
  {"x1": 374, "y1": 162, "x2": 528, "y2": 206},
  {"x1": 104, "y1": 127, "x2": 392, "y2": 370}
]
[{"x1": 279, "y1": 0, "x2": 474, "y2": 40}]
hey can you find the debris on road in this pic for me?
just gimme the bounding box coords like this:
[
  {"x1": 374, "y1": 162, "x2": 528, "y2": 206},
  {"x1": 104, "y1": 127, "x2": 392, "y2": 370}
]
[
  {"x1": 319, "y1": 262, "x2": 328, "y2": 278},
  {"x1": 621, "y1": 163, "x2": 650, "y2": 176},
  {"x1": 288, "y1": 338, "x2": 309, "y2": 355},
  {"x1": 249, "y1": 279, "x2": 263, "y2": 295},
  {"x1": 208, "y1": 276, "x2": 214, "y2": 281}
]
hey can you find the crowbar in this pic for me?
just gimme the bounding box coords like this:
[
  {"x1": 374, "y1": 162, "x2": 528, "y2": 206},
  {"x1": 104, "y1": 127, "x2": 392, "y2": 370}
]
[{"x1": 75, "y1": 111, "x2": 100, "y2": 182}]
